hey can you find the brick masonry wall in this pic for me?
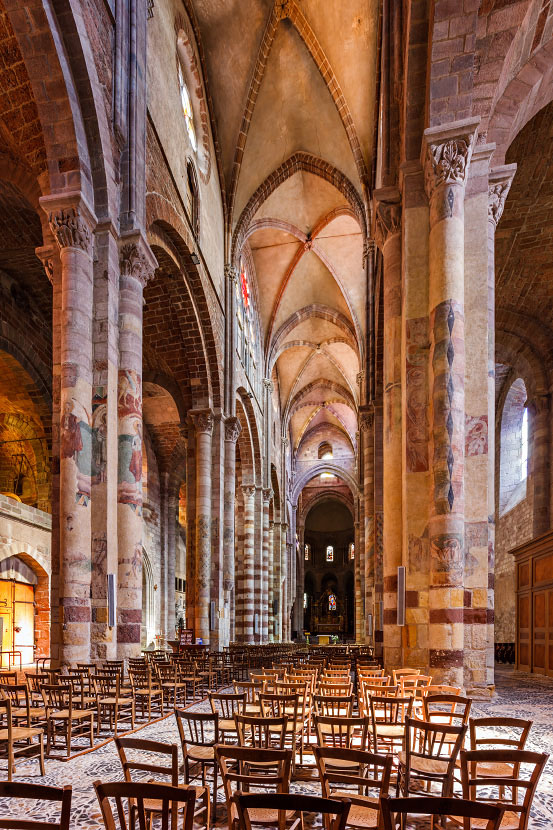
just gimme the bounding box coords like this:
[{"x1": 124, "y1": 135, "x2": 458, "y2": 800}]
[{"x1": 495, "y1": 487, "x2": 533, "y2": 641}]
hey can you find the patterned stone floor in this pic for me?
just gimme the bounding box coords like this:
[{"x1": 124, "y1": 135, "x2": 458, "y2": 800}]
[{"x1": 0, "y1": 666, "x2": 551, "y2": 828}]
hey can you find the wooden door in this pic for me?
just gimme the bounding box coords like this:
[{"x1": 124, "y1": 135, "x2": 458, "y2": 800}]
[
  {"x1": 533, "y1": 590, "x2": 547, "y2": 674},
  {"x1": 0, "y1": 580, "x2": 13, "y2": 668},
  {"x1": 517, "y1": 592, "x2": 531, "y2": 672},
  {"x1": 13, "y1": 582, "x2": 34, "y2": 666}
]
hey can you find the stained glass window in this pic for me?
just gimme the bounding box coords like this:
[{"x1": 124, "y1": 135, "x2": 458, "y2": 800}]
[
  {"x1": 304, "y1": 544, "x2": 310, "y2": 561},
  {"x1": 236, "y1": 260, "x2": 257, "y2": 382},
  {"x1": 349, "y1": 542, "x2": 355, "y2": 560},
  {"x1": 178, "y1": 64, "x2": 197, "y2": 151},
  {"x1": 326, "y1": 545, "x2": 334, "y2": 562},
  {"x1": 329, "y1": 593, "x2": 337, "y2": 612},
  {"x1": 303, "y1": 592, "x2": 308, "y2": 609}
]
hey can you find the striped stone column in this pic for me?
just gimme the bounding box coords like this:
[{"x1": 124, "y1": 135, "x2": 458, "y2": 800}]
[
  {"x1": 223, "y1": 417, "x2": 241, "y2": 643},
  {"x1": 191, "y1": 410, "x2": 214, "y2": 645},
  {"x1": 261, "y1": 489, "x2": 271, "y2": 641},
  {"x1": 268, "y1": 519, "x2": 275, "y2": 641},
  {"x1": 280, "y1": 522, "x2": 288, "y2": 640},
  {"x1": 242, "y1": 485, "x2": 256, "y2": 642},
  {"x1": 375, "y1": 188, "x2": 403, "y2": 668},
  {"x1": 116, "y1": 237, "x2": 156, "y2": 659},
  {"x1": 422, "y1": 117, "x2": 479, "y2": 686},
  {"x1": 41, "y1": 195, "x2": 96, "y2": 665}
]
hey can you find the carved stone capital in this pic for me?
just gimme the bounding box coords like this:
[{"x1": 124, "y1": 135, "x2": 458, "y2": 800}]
[
  {"x1": 422, "y1": 118, "x2": 480, "y2": 202},
  {"x1": 224, "y1": 416, "x2": 242, "y2": 443},
  {"x1": 362, "y1": 237, "x2": 375, "y2": 266},
  {"x1": 356, "y1": 370, "x2": 365, "y2": 387},
  {"x1": 276, "y1": 0, "x2": 292, "y2": 20},
  {"x1": 359, "y1": 404, "x2": 375, "y2": 432},
  {"x1": 225, "y1": 263, "x2": 238, "y2": 285},
  {"x1": 269, "y1": 520, "x2": 275, "y2": 530},
  {"x1": 263, "y1": 488, "x2": 274, "y2": 503},
  {"x1": 120, "y1": 239, "x2": 157, "y2": 287},
  {"x1": 191, "y1": 410, "x2": 214, "y2": 435},
  {"x1": 242, "y1": 484, "x2": 256, "y2": 499},
  {"x1": 40, "y1": 193, "x2": 96, "y2": 255},
  {"x1": 263, "y1": 377, "x2": 273, "y2": 392},
  {"x1": 35, "y1": 244, "x2": 57, "y2": 285},
  {"x1": 373, "y1": 187, "x2": 401, "y2": 248},
  {"x1": 488, "y1": 163, "x2": 517, "y2": 229}
]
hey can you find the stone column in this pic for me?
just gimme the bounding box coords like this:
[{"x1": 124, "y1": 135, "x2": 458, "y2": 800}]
[
  {"x1": 268, "y1": 519, "x2": 275, "y2": 641},
  {"x1": 422, "y1": 117, "x2": 479, "y2": 686},
  {"x1": 116, "y1": 236, "x2": 156, "y2": 659},
  {"x1": 41, "y1": 195, "x2": 97, "y2": 665},
  {"x1": 354, "y1": 518, "x2": 363, "y2": 642},
  {"x1": 185, "y1": 427, "x2": 196, "y2": 633},
  {"x1": 241, "y1": 485, "x2": 256, "y2": 642},
  {"x1": 280, "y1": 522, "x2": 288, "y2": 640},
  {"x1": 167, "y1": 488, "x2": 178, "y2": 640},
  {"x1": 375, "y1": 188, "x2": 403, "y2": 668},
  {"x1": 191, "y1": 410, "x2": 214, "y2": 645},
  {"x1": 360, "y1": 405, "x2": 375, "y2": 644},
  {"x1": 261, "y1": 489, "x2": 272, "y2": 641},
  {"x1": 223, "y1": 417, "x2": 241, "y2": 643}
]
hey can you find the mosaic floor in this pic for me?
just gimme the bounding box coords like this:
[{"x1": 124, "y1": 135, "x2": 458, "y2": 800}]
[{"x1": 0, "y1": 666, "x2": 552, "y2": 828}]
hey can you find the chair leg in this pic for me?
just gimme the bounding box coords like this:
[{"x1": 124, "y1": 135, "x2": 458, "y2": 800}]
[
  {"x1": 89, "y1": 715, "x2": 94, "y2": 747},
  {"x1": 38, "y1": 734, "x2": 45, "y2": 776},
  {"x1": 66, "y1": 719, "x2": 71, "y2": 758}
]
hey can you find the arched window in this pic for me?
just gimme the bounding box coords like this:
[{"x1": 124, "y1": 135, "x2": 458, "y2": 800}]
[
  {"x1": 349, "y1": 542, "x2": 355, "y2": 560},
  {"x1": 326, "y1": 545, "x2": 334, "y2": 562},
  {"x1": 499, "y1": 377, "x2": 528, "y2": 515},
  {"x1": 185, "y1": 159, "x2": 199, "y2": 238},
  {"x1": 304, "y1": 543, "x2": 310, "y2": 561},
  {"x1": 318, "y1": 442, "x2": 333, "y2": 460},
  {"x1": 328, "y1": 593, "x2": 337, "y2": 612},
  {"x1": 178, "y1": 63, "x2": 197, "y2": 151},
  {"x1": 235, "y1": 259, "x2": 257, "y2": 382}
]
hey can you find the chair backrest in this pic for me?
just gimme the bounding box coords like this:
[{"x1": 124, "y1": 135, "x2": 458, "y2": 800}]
[
  {"x1": 208, "y1": 691, "x2": 246, "y2": 718},
  {"x1": 92, "y1": 673, "x2": 120, "y2": 698},
  {"x1": 115, "y1": 736, "x2": 178, "y2": 786},
  {"x1": 0, "y1": 683, "x2": 30, "y2": 717},
  {"x1": 314, "y1": 714, "x2": 370, "y2": 750},
  {"x1": 259, "y1": 692, "x2": 299, "y2": 724},
  {"x1": 41, "y1": 684, "x2": 73, "y2": 712},
  {"x1": 94, "y1": 779, "x2": 196, "y2": 830},
  {"x1": 215, "y1": 745, "x2": 292, "y2": 811},
  {"x1": 370, "y1": 695, "x2": 413, "y2": 726},
  {"x1": 234, "y1": 714, "x2": 288, "y2": 749},
  {"x1": 233, "y1": 681, "x2": 259, "y2": 705},
  {"x1": 423, "y1": 694, "x2": 472, "y2": 727},
  {"x1": 318, "y1": 682, "x2": 353, "y2": 698},
  {"x1": 405, "y1": 717, "x2": 467, "y2": 791},
  {"x1": 313, "y1": 694, "x2": 353, "y2": 717},
  {"x1": 379, "y1": 794, "x2": 504, "y2": 830},
  {"x1": 0, "y1": 698, "x2": 12, "y2": 738},
  {"x1": 315, "y1": 745, "x2": 392, "y2": 800},
  {"x1": 0, "y1": 782, "x2": 72, "y2": 830},
  {"x1": 0, "y1": 672, "x2": 18, "y2": 686},
  {"x1": 359, "y1": 675, "x2": 391, "y2": 688},
  {"x1": 460, "y1": 748, "x2": 548, "y2": 830},
  {"x1": 469, "y1": 716, "x2": 532, "y2": 751},
  {"x1": 392, "y1": 668, "x2": 420, "y2": 685},
  {"x1": 400, "y1": 674, "x2": 432, "y2": 697},
  {"x1": 175, "y1": 707, "x2": 219, "y2": 747},
  {"x1": 424, "y1": 684, "x2": 461, "y2": 697},
  {"x1": 233, "y1": 792, "x2": 350, "y2": 830}
]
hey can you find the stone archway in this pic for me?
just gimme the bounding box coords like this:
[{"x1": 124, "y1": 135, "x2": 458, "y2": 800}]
[
  {"x1": 0, "y1": 547, "x2": 50, "y2": 662},
  {"x1": 142, "y1": 549, "x2": 155, "y2": 649}
]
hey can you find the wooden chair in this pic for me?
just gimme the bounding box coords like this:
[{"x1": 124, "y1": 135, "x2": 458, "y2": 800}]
[
  {"x1": 94, "y1": 779, "x2": 196, "y2": 830},
  {"x1": 216, "y1": 745, "x2": 292, "y2": 830},
  {"x1": 208, "y1": 691, "x2": 245, "y2": 743},
  {"x1": 235, "y1": 714, "x2": 288, "y2": 750},
  {"x1": 59, "y1": 671, "x2": 96, "y2": 711},
  {"x1": 233, "y1": 681, "x2": 261, "y2": 714},
  {"x1": 392, "y1": 668, "x2": 420, "y2": 686},
  {"x1": 41, "y1": 683, "x2": 94, "y2": 757},
  {"x1": 469, "y1": 716, "x2": 532, "y2": 782},
  {"x1": 259, "y1": 693, "x2": 303, "y2": 770},
  {"x1": 422, "y1": 693, "x2": 472, "y2": 728},
  {"x1": 379, "y1": 793, "x2": 504, "y2": 830},
  {"x1": 370, "y1": 695, "x2": 413, "y2": 755},
  {"x1": 314, "y1": 715, "x2": 370, "y2": 754},
  {"x1": 313, "y1": 694, "x2": 353, "y2": 718},
  {"x1": 233, "y1": 792, "x2": 350, "y2": 830},
  {"x1": 455, "y1": 748, "x2": 548, "y2": 830},
  {"x1": 359, "y1": 683, "x2": 399, "y2": 718},
  {"x1": 319, "y1": 682, "x2": 353, "y2": 698},
  {"x1": 315, "y1": 746, "x2": 392, "y2": 830},
  {"x1": 397, "y1": 717, "x2": 467, "y2": 799},
  {"x1": 175, "y1": 708, "x2": 219, "y2": 821},
  {"x1": 0, "y1": 697, "x2": 45, "y2": 780},
  {"x1": 0, "y1": 782, "x2": 71, "y2": 830},
  {"x1": 93, "y1": 673, "x2": 135, "y2": 736},
  {"x1": 155, "y1": 663, "x2": 188, "y2": 708},
  {"x1": 129, "y1": 666, "x2": 164, "y2": 721},
  {"x1": 423, "y1": 684, "x2": 461, "y2": 697},
  {"x1": 1, "y1": 682, "x2": 46, "y2": 729},
  {"x1": 25, "y1": 672, "x2": 50, "y2": 706},
  {"x1": 0, "y1": 672, "x2": 18, "y2": 687},
  {"x1": 115, "y1": 735, "x2": 210, "y2": 829}
]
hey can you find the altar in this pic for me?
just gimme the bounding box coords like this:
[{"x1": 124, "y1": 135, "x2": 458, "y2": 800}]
[{"x1": 310, "y1": 590, "x2": 347, "y2": 636}]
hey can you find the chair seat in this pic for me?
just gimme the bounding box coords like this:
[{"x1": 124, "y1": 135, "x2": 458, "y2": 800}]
[
  {"x1": 448, "y1": 811, "x2": 520, "y2": 830},
  {"x1": 324, "y1": 757, "x2": 361, "y2": 769},
  {"x1": 374, "y1": 724, "x2": 405, "y2": 738},
  {"x1": 0, "y1": 726, "x2": 43, "y2": 740},
  {"x1": 186, "y1": 744, "x2": 215, "y2": 761},
  {"x1": 48, "y1": 709, "x2": 93, "y2": 720},
  {"x1": 134, "y1": 689, "x2": 161, "y2": 696},
  {"x1": 397, "y1": 751, "x2": 448, "y2": 776},
  {"x1": 231, "y1": 804, "x2": 295, "y2": 824},
  {"x1": 12, "y1": 707, "x2": 46, "y2": 719},
  {"x1": 245, "y1": 704, "x2": 260, "y2": 715},
  {"x1": 331, "y1": 792, "x2": 379, "y2": 829},
  {"x1": 98, "y1": 696, "x2": 131, "y2": 706},
  {"x1": 219, "y1": 719, "x2": 238, "y2": 732}
]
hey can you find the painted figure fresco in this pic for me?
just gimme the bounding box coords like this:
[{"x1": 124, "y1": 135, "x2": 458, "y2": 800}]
[{"x1": 61, "y1": 400, "x2": 93, "y2": 506}]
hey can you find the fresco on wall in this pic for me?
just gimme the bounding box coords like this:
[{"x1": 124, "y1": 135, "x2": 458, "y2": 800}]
[
  {"x1": 61, "y1": 400, "x2": 93, "y2": 506},
  {"x1": 118, "y1": 418, "x2": 143, "y2": 513}
]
